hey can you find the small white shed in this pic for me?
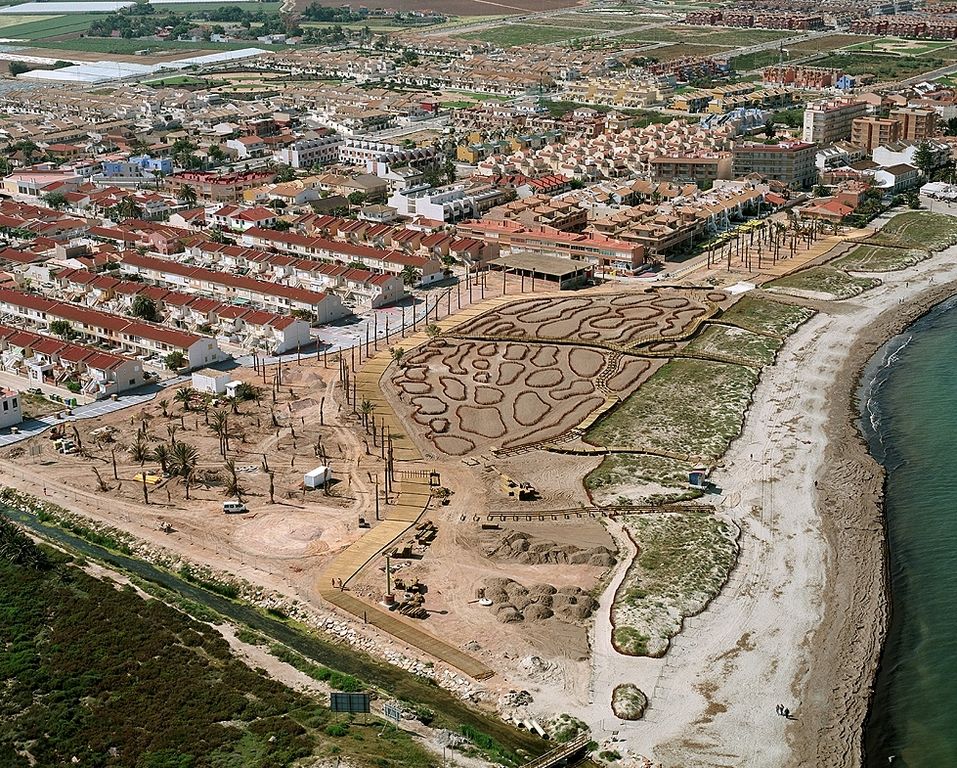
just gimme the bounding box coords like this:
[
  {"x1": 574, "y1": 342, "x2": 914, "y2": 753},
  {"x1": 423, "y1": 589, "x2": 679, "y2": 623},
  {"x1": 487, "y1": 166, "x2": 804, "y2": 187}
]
[
  {"x1": 191, "y1": 369, "x2": 231, "y2": 395},
  {"x1": 304, "y1": 466, "x2": 332, "y2": 489}
]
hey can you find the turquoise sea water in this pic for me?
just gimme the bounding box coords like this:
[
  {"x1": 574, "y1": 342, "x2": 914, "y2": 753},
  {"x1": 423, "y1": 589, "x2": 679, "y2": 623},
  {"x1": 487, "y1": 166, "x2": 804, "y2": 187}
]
[{"x1": 862, "y1": 295, "x2": 957, "y2": 767}]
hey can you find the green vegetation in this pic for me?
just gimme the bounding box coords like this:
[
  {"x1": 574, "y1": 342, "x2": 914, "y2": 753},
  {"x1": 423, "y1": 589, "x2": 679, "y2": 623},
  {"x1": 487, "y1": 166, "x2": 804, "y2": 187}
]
[
  {"x1": 268, "y1": 643, "x2": 363, "y2": 691},
  {"x1": 719, "y1": 294, "x2": 816, "y2": 337},
  {"x1": 767, "y1": 266, "x2": 881, "y2": 299},
  {"x1": 145, "y1": 74, "x2": 209, "y2": 87},
  {"x1": 845, "y1": 36, "x2": 954, "y2": 57},
  {"x1": 814, "y1": 52, "x2": 944, "y2": 79},
  {"x1": 22, "y1": 37, "x2": 286, "y2": 53},
  {"x1": 548, "y1": 713, "x2": 589, "y2": 743},
  {"x1": 784, "y1": 34, "x2": 874, "y2": 56},
  {"x1": 588, "y1": 359, "x2": 758, "y2": 459},
  {"x1": 730, "y1": 49, "x2": 781, "y2": 72},
  {"x1": 462, "y1": 23, "x2": 593, "y2": 47},
  {"x1": 612, "y1": 512, "x2": 738, "y2": 656},
  {"x1": 869, "y1": 211, "x2": 957, "y2": 251},
  {"x1": 684, "y1": 323, "x2": 782, "y2": 366},
  {"x1": 611, "y1": 684, "x2": 648, "y2": 721},
  {"x1": 832, "y1": 243, "x2": 928, "y2": 272},
  {"x1": 0, "y1": 13, "x2": 102, "y2": 40},
  {"x1": 0, "y1": 527, "x2": 437, "y2": 767},
  {"x1": 643, "y1": 42, "x2": 733, "y2": 61},
  {"x1": 585, "y1": 453, "x2": 694, "y2": 504}
]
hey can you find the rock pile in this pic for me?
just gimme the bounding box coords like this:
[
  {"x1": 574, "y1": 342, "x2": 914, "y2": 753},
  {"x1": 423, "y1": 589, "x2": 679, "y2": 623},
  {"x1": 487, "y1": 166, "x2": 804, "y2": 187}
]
[{"x1": 486, "y1": 531, "x2": 616, "y2": 567}]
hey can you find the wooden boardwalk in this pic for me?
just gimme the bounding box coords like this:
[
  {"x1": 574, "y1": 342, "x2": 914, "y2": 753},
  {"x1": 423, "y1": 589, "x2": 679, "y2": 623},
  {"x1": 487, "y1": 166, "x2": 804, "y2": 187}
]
[{"x1": 317, "y1": 294, "x2": 527, "y2": 681}]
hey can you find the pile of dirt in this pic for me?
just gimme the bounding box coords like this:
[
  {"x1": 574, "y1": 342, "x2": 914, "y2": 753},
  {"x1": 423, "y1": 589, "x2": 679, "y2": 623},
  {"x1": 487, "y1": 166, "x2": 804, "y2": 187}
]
[
  {"x1": 482, "y1": 577, "x2": 597, "y2": 625},
  {"x1": 485, "y1": 531, "x2": 616, "y2": 567}
]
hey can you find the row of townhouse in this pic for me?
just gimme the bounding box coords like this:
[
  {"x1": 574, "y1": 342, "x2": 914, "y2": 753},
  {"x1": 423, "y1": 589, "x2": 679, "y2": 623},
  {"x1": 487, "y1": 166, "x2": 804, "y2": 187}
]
[
  {"x1": 455, "y1": 218, "x2": 646, "y2": 273},
  {"x1": 187, "y1": 242, "x2": 406, "y2": 309},
  {"x1": 290, "y1": 212, "x2": 497, "y2": 266},
  {"x1": 53, "y1": 268, "x2": 312, "y2": 355},
  {"x1": 116, "y1": 252, "x2": 349, "y2": 325},
  {"x1": 240, "y1": 227, "x2": 445, "y2": 285},
  {"x1": 0, "y1": 288, "x2": 224, "y2": 370},
  {"x1": 0, "y1": 321, "x2": 143, "y2": 399}
]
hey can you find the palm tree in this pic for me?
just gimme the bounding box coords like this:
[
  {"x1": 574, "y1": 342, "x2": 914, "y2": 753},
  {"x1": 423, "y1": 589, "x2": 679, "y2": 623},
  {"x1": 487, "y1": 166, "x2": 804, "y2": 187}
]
[
  {"x1": 223, "y1": 458, "x2": 241, "y2": 499},
  {"x1": 129, "y1": 433, "x2": 150, "y2": 463},
  {"x1": 225, "y1": 395, "x2": 240, "y2": 416},
  {"x1": 174, "y1": 387, "x2": 197, "y2": 413},
  {"x1": 359, "y1": 399, "x2": 375, "y2": 427},
  {"x1": 425, "y1": 323, "x2": 441, "y2": 344},
  {"x1": 180, "y1": 184, "x2": 198, "y2": 207},
  {"x1": 208, "y1": 409, "x2": 230, "y2": 457},
  {"x1": 390, "y1": 346, "x2": 406, "y2": 367},
  {"x1": 151, "y1": 443, "x2": 171, "y2": 474},
  {"x1": 158, "y1": 398, "x2": 169, "y2": 418},
  {"x1": 400, "y1": 265, "x2": 421, "y2": 288},
  {"x1": 169, "y1": 441, "x2": 199, "y2": 478},
  {"x1": 116, "y1": 196, "x2": 143, "y2": 221}
]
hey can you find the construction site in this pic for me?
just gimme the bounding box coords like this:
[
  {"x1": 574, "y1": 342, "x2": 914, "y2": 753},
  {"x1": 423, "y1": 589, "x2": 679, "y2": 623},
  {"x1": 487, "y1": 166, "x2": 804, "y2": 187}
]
[{"x1": 0, "y1": 216, "x2": 889, "y2": 765}]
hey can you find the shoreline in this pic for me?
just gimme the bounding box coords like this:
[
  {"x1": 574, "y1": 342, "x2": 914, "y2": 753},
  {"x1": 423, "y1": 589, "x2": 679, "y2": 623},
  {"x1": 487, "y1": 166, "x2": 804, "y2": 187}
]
[{"x1": 794, "y1": 274, "x2": 957, "y2": 767}]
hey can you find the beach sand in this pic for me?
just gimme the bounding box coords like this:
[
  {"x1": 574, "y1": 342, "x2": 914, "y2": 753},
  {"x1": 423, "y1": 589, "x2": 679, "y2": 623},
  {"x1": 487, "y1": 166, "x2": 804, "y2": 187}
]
[{"x1": 574, "y1": 233, "x2": 957, "y2": 767}]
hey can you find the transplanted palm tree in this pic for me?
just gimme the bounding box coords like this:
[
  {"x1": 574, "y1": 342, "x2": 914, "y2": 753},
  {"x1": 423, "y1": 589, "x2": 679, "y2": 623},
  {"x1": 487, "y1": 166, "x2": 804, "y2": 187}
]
[
  {"x1": 151, "y1": 443, "x2": 171, "y2": 474},
  {"x1": 129, "y1": 433, "x2": 150, "y2": 463},
  {"x1": 390, "y1": 346, "x2": 406, "y2": 367},
  {"x1": 174, "y1": 387, "x2": 197, "y2": 413},
  {"x1": 169, "y1": 441, "x2": 199, "y2": 478},
  {"x1": 359, "y1": 398, "x2": 375, "y2": 428},
  {"x1": 208, "y1": 409, "x2": 230, "y2": 457},
  {"x1": 223, "y1": 458, "x2": 241, "y2": 499}
]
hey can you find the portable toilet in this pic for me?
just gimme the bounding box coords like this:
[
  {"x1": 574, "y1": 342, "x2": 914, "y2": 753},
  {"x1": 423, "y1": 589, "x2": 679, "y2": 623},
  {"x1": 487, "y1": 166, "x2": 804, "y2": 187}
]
[
  {"x1": 688, "y1": 465, "x2": 708, "y2": 489},
  {"x1": 304, "y1": 466, "x2": 331, "y2": 489}
]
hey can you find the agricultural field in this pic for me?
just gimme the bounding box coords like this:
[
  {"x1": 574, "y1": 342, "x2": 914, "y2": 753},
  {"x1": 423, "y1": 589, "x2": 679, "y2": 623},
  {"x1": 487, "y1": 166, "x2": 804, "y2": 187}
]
[
  {"x1": 831, "y1": 243, "x2": 929, "y2": 272},
  {"x1": 683, "y1": 323, "x2": 782, "y2": 367},
  {"x1": 612, "y1": 512, "x2": 739, "y2": 656},
  {"x1": 0, "y1": 13, "x2": 101, "y2": 39},
  {"x1": 461, "y1": 23, "x2": 595, "y2": 47},
  {"x1": 0, "y1": 535, "x2": 436, "y2": 768},
  {"x1": 766, "y1": 266, "x2": 881, "y2": 300},
  {"x1": 586, "y1": 358, "x2": 759, "y2": 459},
  {"x1": 783, "y1": 34, "x2": 875, "y2": 56},
  {"x1": 0, "y1": 13, "x2": 50, "y2": 29},
  {"x1": 645, "y1": 42, "x2": 736, "y2": 61},
  {"x1": 730, "y1": 48, "x2": 781, "y2": 72},
  {"x1": 813, "y1": 51, "x2": 945, "y2": 79},
  {"x1": 869, "y1": 211, "x2": 957, "y2": 251},
  {"x1": 20, "y1": 37, "x2": 284, "y2": 53},
  {"x1": 717, "y1": 294, "x2": 816, "y2": 338},
  {"x1": 845, "y1": 36, "x2": 954, "y2": 57}
]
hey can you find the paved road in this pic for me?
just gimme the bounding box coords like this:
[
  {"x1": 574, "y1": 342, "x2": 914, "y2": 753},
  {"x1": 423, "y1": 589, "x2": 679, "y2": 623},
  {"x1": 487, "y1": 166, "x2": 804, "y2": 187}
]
[{"x1": 0, "y1": 376, "x2": 188, "y2": 448}]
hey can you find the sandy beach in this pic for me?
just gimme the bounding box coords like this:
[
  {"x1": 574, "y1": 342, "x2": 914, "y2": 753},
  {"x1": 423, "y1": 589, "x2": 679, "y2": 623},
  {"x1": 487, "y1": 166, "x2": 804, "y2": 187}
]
[{"x1": 565, "y1": 232, "x2": 957, "y2": 767}]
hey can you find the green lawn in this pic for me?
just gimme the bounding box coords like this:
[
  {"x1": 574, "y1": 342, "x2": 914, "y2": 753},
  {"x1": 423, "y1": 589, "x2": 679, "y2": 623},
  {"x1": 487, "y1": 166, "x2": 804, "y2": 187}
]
[
  {"x1": 612, "y1": 512, "x2": 738, "y2": 656},
  {"x1": 684, "y1": 323, "x2": 782, "y2": 366},
  {"x1": 831, "y1": 243, "x2": 928, "y2": 272},
  {"x1": 587, "y1": 358, "x2": 758, "y2": 459},
  {"x1": 869, "y1": 211, "x2": 957, "y2": 251},
  {"x1": 767, "y1": 266, "x2": 880, "y2": 300},
  {"x1": 145, "y1": 74, "x2": 209, "y2": 86},
  {"x1": 462, "y1": 23, "x2": 594, "y2": 47},
  {"x1": 718, "y1": 294, "x2": 815, "y2": 337}
]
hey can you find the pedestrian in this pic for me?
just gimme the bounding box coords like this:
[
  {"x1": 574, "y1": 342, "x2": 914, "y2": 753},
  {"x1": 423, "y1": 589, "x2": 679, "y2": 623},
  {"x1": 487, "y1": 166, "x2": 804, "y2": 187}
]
[
  {"x1": 784, "y1": 707, "x2": 790, "y2": 718},
  {"x1": 775, "y1": 704, "x2": 782, "y2": 715}
]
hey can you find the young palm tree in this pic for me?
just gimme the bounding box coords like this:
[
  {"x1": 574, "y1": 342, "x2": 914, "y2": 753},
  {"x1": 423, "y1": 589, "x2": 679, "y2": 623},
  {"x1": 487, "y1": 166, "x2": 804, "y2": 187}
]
[
  {"x1": 158, "y1": 398, "x2": 169, "y2": 418},
  {"x1": 359, "y1": 399, "x2": 375, "y2": 427},
  {"x1": 174, "y1": 387, "x2": 197, "y2": 413},
  {"x1": 169, "y1": 441, "x2": 200, "y2": 478},
  {"x1": 129, "y1": 433, "x2": 150, "y2": 463},
  {"x1": 390, "y1": 346, "x2": 406, "y2": 367},
  {"x1": 151, "y1": 443, "x2": 171, "y2": 474},
  {"x1": 208, "y1": 410, "x2": 230, "y2": 457},
  {"x1": 223, "y1": 458, "x2": 241, "y2": 499},
  {"x1": 425, "y1": 323, "x2": 441, "y2": 344}
]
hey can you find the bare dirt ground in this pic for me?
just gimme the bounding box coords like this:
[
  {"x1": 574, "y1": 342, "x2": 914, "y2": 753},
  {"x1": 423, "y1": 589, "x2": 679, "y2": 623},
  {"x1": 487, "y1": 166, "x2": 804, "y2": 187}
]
[
  {"x1": 386, "y1": 340, "x2": 654, "y2": 456},
  {"x1": 451, "y1": 289, "x2": 730, "y2": 349}
]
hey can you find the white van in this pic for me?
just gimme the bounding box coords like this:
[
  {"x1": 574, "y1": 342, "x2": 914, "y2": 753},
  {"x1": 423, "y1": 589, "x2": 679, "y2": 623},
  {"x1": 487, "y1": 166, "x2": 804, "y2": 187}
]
[{"x1": 223, "y1": 500, "x2": 248, "y2": 514}]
